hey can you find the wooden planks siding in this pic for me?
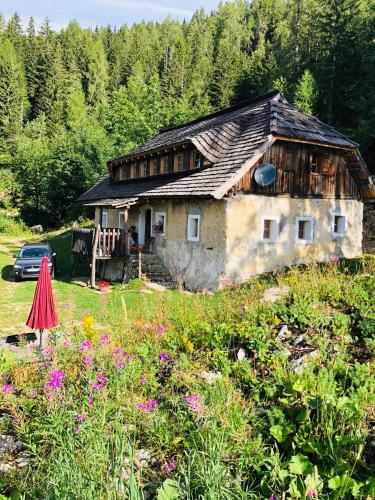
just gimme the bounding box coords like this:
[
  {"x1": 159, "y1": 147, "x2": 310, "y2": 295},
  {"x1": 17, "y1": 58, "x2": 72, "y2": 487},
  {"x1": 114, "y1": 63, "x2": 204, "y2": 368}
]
[{"x1": 232, "y1": 141, "x2": 359, "y2": 199}]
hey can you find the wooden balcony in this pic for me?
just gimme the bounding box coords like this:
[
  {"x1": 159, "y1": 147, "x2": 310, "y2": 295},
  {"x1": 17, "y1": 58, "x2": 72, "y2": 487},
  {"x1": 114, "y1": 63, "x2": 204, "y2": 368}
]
[{"x1": 72, "y1": 227, "x2": 127, "y2": 259}]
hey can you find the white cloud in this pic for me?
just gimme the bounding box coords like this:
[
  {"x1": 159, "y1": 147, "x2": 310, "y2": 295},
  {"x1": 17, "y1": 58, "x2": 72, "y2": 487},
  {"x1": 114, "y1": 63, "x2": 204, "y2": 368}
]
[{"x1": 92, "y1": 0, "x2": 193, "y2": 18}]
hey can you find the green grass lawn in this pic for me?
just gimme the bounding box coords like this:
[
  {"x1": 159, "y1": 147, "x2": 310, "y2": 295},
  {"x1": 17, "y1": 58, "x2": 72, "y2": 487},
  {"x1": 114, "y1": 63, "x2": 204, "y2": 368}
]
[{"x1": 0, "y1": 229, "x2": 222, "y2": 336}]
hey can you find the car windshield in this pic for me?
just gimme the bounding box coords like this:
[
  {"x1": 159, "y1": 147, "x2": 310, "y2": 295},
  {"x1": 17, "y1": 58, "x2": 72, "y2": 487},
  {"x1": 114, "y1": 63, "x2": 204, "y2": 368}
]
[{"x1": 19, "y1": 247, "x2": 50, "y2": 258}]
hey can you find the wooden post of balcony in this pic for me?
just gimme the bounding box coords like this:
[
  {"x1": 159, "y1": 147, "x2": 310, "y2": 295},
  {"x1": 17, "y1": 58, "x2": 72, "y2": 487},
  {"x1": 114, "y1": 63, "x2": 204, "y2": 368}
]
[
  {"x1": 91, "y1": 224, "x2": 100, "y2": 289},
  {"x1": 123, "y1": 207, "x2": 129, "y2": 257}
]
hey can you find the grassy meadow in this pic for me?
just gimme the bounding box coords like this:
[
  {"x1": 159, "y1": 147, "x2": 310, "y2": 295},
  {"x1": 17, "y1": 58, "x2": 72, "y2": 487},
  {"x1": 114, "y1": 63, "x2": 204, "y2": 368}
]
[{"x1": 0, "y1": 228, "x2": 374, "y2": 499}]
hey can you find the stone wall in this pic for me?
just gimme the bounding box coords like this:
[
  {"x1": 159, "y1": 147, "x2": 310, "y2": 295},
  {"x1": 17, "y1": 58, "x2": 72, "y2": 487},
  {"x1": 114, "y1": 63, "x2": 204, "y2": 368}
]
[{"x1": 225, "y1": 195, "x2": 363, "y2": 283}]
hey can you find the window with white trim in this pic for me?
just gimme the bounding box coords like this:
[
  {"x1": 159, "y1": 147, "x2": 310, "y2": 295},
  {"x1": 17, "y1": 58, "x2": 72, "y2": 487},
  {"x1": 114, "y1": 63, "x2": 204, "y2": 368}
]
[
  {"x1": 295, "y1": 216, "x2": 314, "y2": 244},
  {"x1": 101, "y1": 209, "x2": 108, "y2": 228},
  {"x1": 119, "y1": 212, "x2": 125, "y2": 229},
  {"x1": 261, "y1": 216, "x2": 280, "y2": 242},
  {"x1": 187, "y1": 214, "x2": 200, "y2": 241},
  {"x1": 154, "y1": 212, "x2": 166, "y2": 236},
  {"x1": 332, "y1": 214, "x2": 347, "y2": 238}
]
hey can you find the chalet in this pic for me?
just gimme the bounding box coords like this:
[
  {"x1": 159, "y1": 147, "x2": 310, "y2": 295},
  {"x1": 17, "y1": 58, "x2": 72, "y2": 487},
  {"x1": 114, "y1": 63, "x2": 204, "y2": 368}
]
[{"x1": 77, "y1": 91, "x2": 375, "y2": 290}]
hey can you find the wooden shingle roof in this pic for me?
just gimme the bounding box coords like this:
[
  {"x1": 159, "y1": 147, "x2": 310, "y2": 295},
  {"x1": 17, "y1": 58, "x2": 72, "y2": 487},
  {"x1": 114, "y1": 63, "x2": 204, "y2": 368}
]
[{"x1": 79, "y1": 91, "x2": 372, "y2": 203}]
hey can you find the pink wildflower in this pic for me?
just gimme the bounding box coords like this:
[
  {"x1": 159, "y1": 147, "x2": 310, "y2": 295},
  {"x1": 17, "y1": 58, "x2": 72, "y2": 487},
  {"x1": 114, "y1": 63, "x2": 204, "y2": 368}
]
[
  {"x1": 99, "y1": 334, "x2": 111, "y2": 346},
  {"x1": 30, "y1": 389, "x2": 37, "y2": 398},
  {"x1": 269, "y1": 496, "x2": 276, "y2": 500},
  {"x1": 93, "y1": 374, "x2": 108, "y2": 391},
  {"x1": 331, "y1": 255, "x2": 339, "y2": 264},
  {"x1": 185, "y1": 394, "x2": 204, "y2": 419},
  {"x1": 157, "y1": 326, "x2": 166, "y2": 336},
  {"x1": 43, "y1": 345, "x2": 55, "y2": 357},
  {"x1": 113, "y1": 348, "x2": 121, "y2": 355},
  {"x1": 117, "y1": 359, "x2": 126, "y2": 369},
  {"x1": 136, "y1": 399, "x2": 158, "y2": 412},
  {"x1": 44, "y1": 370, "x2": 66, "y2": 402},
  {"x1": 159, "y1": 351, "x2": 168, "y2": 363},
  {"x1": 163, "y1": 455, "x2": 176, "y2": 475},
  {"x1": 62, "y1": 340, "x2": 70, "y2": 349},
  {"x1": 80, "y1": 339, "x2": 92, "y2": 353},
  {"x1": 141, "y1": 376, "x2": 147, "y2": 385},
  {"x1": 76, "y1": 412, "x2": 87, "y2": 424},
  {"x1": 2, "y1": 384, "x2": 15, "y2": 395},
  {"x1": 88, "y1": 394, "x2": 94, "y2": 407},
  {"x1": 83, "y1": 355, "x2": 93, "y2": 367},
  {"x1": 307, "y1": 492, "x2": 318, "y2": 498}
]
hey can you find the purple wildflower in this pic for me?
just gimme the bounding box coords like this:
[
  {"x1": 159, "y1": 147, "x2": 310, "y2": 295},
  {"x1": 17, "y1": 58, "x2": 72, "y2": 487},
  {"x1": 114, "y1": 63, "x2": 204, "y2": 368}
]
[
  {"x1": 157, "y1": 326, "x2": 166, "y2": 336},
  {"x1": 185, "y1": 394, "x2": 204, "y2": 419},
  {"x1": 93, "y1": 374, "x2": 108, "y2": 391},
  {"x1": 112, "y1": 348, "x2": 122, "y2": 355},
  {"x1": 88, "y1": 394, "x2": 94, "y2": 407},
  {"x1": 30, "y1": 389, "x2": 37, "y2": 398},
  {"x1": 99, "y1": 334, "x2": 111, "y2": 346},
  {"x1": 331, "y1": 255, "x2": 339, "y2": 264},
  {"x1": 141, "y1": 376, "x2": 147, "y2": 385},
  {"x1": 136, "y1": 399, "x2": 158, "y2": 412},
  {"x1": 117, "y1": 359, "x2": 126, "y2": 369},
  {"x1": 80, "y1": 339, "x2": 93, "y2": 353},
  {"x1": 44, "y1": 370, "x2": 66, "y2": 401},
  {"x1": 269, "y1": 496, "x2": 276, "y2": 500},
  {"x1": 307, "y1": 492, "x2": 318, "y2": 498},
  {"x1": 2, "y1": 384, "x2": 15, "y2": 395},
  {"x1": 159, "y1": 351, "x2": 169, "y2": 363},
  {"x1": 163, "y1": 455, "x2": 176, "y2": 475}
]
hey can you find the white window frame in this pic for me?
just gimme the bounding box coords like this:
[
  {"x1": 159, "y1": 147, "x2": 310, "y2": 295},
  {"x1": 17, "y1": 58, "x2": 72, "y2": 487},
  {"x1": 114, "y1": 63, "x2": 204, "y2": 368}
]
[
  {"x1": 118, "y1": 211, "x2": 125, "y2": 229},
  {"x1": 154, "y1": 211, "x2": 167, "y2": 236},
  {"x1": 187, "y1": 214, "x2": 200, "y2": 242},
  {"x1": 295, "y1": 216, "x2": 314, "y2": 244},
  {"x1": 331, "y1": 213, "x2": 347, "y2": 239},
  {"x1": 260, "y1": 215, "x2": 280, "y2": 243},
  {"x1": 101, "y1": 209, "x2": 108, "y2": 228}
]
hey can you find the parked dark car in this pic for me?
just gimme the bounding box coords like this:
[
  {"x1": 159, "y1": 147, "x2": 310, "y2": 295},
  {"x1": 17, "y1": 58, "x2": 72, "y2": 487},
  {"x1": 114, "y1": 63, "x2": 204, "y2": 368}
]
[{"x1": 13, "y1": 243, "x2": 56, "y2": 281}]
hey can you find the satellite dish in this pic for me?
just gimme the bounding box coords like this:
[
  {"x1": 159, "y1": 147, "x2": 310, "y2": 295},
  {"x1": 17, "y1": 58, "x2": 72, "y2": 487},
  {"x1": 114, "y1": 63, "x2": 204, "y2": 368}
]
[{"x1": 254, "y1": 163, "x2": 276, "y2": 187}]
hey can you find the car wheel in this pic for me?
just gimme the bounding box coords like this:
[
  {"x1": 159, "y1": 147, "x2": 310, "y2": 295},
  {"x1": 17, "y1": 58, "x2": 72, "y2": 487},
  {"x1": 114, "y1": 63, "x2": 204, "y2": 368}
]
[{"x1": 14, "y1": 275, "x2": 21, "y2": 282}]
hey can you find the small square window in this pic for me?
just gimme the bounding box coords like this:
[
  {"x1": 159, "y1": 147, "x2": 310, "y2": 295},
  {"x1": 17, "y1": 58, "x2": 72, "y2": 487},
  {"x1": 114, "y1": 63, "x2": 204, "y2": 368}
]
[
  {"x1": 187, "y1": 214, "x2": 200, "y2": 242},
  {"x1": 154, "y1": 212, "x2": 166, "y2": 236},
  {"x1": 123, "y1": 166, "x2": 130, "y2": 179},
  {"x1": 332, "y1": 214, "x2": 347, "y2": 238},
  {"x1": 295, "y1": 216, "x2": 314, "y2": 244},
  {"x1": 153, "y1": 158, "x2": 160, "y2": 175},
  {"x1": 261, "y1": 216, "x2": 280, "y2": 242},
  {"x1": 309, "y1": 152, "x2": 322, "y2": 174},
  {"x1": 177, "y1": 153, "x2": 184, "y2": 171},
  {"x1": 101, "y1": 209, "x2": 108, "y2": 228}
]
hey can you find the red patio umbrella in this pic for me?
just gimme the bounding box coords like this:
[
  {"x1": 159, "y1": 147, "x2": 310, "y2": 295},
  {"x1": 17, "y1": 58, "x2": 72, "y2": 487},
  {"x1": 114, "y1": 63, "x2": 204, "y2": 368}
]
[{"x1": 26, "y1": 256, "x2": 59, "y2": 348}]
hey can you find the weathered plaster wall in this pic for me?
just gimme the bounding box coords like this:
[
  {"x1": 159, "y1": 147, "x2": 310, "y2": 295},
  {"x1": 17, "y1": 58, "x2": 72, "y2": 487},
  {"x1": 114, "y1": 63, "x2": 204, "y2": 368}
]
[
  {"x1": 225, "y1": 195, "x2": 363, "y2": 283},
  {"x1": 94, "y1": 207, "x2": 122, "y2": 228},
  {"x1": 127, "y1": 199, "x2": 227, "y2": 290}
]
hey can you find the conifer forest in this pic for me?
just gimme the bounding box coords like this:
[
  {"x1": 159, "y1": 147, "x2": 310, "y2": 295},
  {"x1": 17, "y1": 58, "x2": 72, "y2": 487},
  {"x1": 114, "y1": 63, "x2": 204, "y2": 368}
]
[{"x1": 0, "y1": 0, "x2": 374, "y2": 226}]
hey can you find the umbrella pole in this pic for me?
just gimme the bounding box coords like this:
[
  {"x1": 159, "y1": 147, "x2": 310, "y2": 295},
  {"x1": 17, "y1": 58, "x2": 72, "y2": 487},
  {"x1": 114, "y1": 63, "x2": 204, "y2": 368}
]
[{"x1": 39, "y1": 329, "x2": 43, "y2": 349}]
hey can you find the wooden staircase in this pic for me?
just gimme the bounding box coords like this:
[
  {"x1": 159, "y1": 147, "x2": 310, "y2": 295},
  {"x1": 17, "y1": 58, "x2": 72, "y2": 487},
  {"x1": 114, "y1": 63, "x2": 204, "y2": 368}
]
[{"x1": 140, "y1": 252, "x2": 176, "y2": 288}]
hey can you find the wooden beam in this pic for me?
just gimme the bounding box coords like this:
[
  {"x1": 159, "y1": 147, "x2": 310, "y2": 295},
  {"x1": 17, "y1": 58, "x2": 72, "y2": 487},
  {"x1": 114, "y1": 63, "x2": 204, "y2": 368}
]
[{"x1": 273, "y1": 134, "x2": 356, "y2": 152}]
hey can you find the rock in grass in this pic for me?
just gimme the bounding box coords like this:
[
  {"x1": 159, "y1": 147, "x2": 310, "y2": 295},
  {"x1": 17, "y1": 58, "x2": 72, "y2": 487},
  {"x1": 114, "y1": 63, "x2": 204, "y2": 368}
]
[
  {"x1": 293, "y1": 334, "x2": 304, "y2": 346},
  {"x1": 0, "y1": 435, "x2": 22, "y2": 454},
  {"x1": 30, "y1": 224, "x2": 43, "y2": 233},
  {"x1": 237, "y1": 348, "x2": 246, "y2": 361},
  {"x1": 277, "y1": 325, "x2": 291, "y2": 340},
  {"x1": 201, "y1": 370, "x2": 223, "y2": 384},
  {"x1": 290, "y1": 350, "x2": 319, "y2": 372},
  {"x1": 16, "y1": 455, "x2": 29, "y2": 468},
  {"x1": 261, "y1": 286, "x2": 290, "y2": 304}
]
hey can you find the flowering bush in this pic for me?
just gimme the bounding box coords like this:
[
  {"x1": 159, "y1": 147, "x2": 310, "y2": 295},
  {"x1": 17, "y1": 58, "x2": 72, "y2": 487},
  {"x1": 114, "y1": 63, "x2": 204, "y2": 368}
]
[{"x1": 1, "y1": 259, "x2": 375, "y2": 498}]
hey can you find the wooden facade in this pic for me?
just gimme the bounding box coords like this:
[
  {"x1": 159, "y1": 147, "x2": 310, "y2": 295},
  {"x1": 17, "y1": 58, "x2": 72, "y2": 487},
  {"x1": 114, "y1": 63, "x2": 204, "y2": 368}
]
[
  {"x1": 111, "y1": 145, "x2": 208, "y2": 182},
  {"x1": 231, "y1": 141, "x2": 360, "y2": 199}
]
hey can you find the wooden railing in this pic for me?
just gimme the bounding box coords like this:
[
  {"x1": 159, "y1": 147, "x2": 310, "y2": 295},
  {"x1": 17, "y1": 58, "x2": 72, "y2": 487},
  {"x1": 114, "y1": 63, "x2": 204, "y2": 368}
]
[
  {"x1": 72, "y1": 227, "x2": 127, "y2": 258},
  {"x1": 96, "y1": 227, "x2": 126, "y2": 257}
]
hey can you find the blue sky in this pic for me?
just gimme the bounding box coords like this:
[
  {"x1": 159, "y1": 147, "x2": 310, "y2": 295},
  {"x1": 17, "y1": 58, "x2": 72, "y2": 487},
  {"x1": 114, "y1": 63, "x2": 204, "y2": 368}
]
[{"x1": 1, "y1": 0, "x2": 221, "y2": 30}]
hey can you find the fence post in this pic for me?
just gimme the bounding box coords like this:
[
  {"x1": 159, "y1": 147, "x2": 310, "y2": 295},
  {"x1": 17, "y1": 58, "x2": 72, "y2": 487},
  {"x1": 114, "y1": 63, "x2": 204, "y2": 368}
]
[
  {"x1": 138, "y1": 250, "x2": 142, "y2": 279},
  {"x1": 91, "y1": 224, "x2": 100, "y2": 289}
]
